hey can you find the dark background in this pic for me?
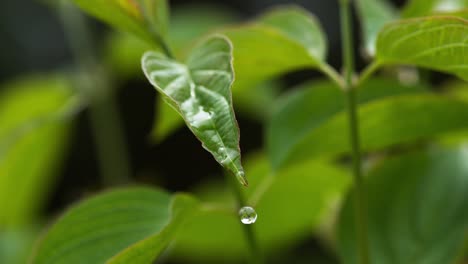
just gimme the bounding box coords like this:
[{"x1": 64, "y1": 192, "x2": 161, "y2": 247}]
[{"x1": 0, "y1": 0, "x2": 407, "y2": 262}]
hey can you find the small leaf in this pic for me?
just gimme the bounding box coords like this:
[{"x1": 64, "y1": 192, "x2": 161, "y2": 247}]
[
  {"x1": 73, "y1": 0, "x2": 168, "y2": 44},
  {"x1": 141, "y1": 35, "x2": 247, "y2": 185},
  {"x1": 268, "y1": 78, "x2": 427, "y2": 170},
  {"x1": 355, "y1": 0, "x2": 398, "y2": 56},
  {"x1": 0, "y1": 75, "x2": 74, "y2": 227},
  {"x1": 33, "y1": 187, "x2": 198, "y2": 264},
  {"x1": 402, "y1": 0, "x2": 468, "y2": 18},
  {"x1": 338, "y1": 147, "x2": 468, "y2": 264},
  {"x1": 375, "y1": 16, "x2": 468, "y2": 81}
]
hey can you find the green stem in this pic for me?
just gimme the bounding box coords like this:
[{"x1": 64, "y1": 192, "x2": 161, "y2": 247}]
[
  {"x1": 339, "y1": 1, "x2": 371, "y2": 264},
  {"x1": 356, "y1": 61, "x2": 380, "y2": 87},
  {"x1": 319, "y1": 63, "x2": 345, "y2": 89},
  {"x1": 58, "y1": 2, "x2": 131, "y2": 185},
  {"x1": 226, "y1": 174, "x2": 263, "y2": 264}
]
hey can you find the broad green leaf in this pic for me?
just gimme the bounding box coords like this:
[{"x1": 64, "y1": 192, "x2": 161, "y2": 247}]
[
  {"x1": 402, "y1": 0, "x2": 468, "y2": 18},
  {"x1": 172, "y1": 154, "x2": 350, "y2": 261},
  {"x1": 222, "y1": 5, "x2": 329, "y2": 96},
  {"x1": 338, "y1": 147, "x2": 468, "y2": 264},
  {"x1": 375, "y1": 17, "x2": 468, "y2": 81},
  {"x1": 355, "y1": 0, "x2": 397, "y2": 56},
  {"x1": 73, "y1": 0, "x2": 168, "y2": 44},
  {"x1": 33, "y1": 187, "x2": 198, "y2": 264},
  {"x1": 277, "y1": 94, "x2": 468, "y2": 169},
  {"x1": 0, "y1": 75, "x2": 74, "y2": 227},
  {"x1": 141, "y1": 35, "x2": 247, "y2": 185},
  {"x1": 268, "y1": 78, "x2": 427, "y2": 170}
]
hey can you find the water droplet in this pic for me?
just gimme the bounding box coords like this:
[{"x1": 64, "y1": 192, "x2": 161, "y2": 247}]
[{"x1": 239, "y1": 206, "x2": 257, "y2": 225}]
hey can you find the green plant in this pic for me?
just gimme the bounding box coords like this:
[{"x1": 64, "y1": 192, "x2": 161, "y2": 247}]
[{"x1": 1, "y1": 0, "x2": 468, "y2": 263}]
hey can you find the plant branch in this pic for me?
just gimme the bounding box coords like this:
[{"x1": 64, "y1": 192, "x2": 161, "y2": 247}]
[
  {"x1": 339, "y1": 1, "x2": 371, "y2": 264},
  {"x1": 58, "y1": 2, "x2": 132, "y2": 186},
  {"x1": 319, "y1": 63, "x2": 345, "y2": 89},
  {"x1": 226, "y1": 173, "x2": 263, "y2": 264},
  {"x1": 356, "y1": 61, "x2": 380, "y2": 87}
]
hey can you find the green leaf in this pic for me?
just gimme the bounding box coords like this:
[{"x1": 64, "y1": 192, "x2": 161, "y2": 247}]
[
  {"x1": 355, "y1": 0, "x2": 397, "y2": 56},
  {"x1": 222, "y1": 5, "x2": 329, "y2": 96},
  {"x1": 33, "y1": 187, "x2": 198, "y2": 264},
  {"x1": 72, "y1": 0, "x2": 168, "y2": 44},
  {"x1": 141, "y1": 35, "x2": 247, "y2": 185},
  {"x1": 268, "y1": 78, "x2": 427, "y2": 170},
  {"x1": 171, "y1": 154, "x2": 350, "y2": 261},
  {"x1": 0, "y1": 75, "x2": 74, "y2": 227},
  {"x1": 338, "y1": 147, "x2": 468, "y2": 264},
  {"x1": 402, "y1": 0, "x2": 468, "y2": 18},
  {"x1": 375, "y1": 16, "x2": 468, "y2": 81}
]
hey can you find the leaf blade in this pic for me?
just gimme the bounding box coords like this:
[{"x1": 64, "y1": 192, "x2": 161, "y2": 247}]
[
  {"x1": 376, "y1": 16, "x2": 468, "y2": 81},
  {"x1": 33, "y1": 187, "x2": 197, "y2": 264},
  {"x1": 338, "y1": 147, "x2": 468, "y2": 264},
  {"x1": 141, "y1": 35, "x2": 246, "y2": 185}
]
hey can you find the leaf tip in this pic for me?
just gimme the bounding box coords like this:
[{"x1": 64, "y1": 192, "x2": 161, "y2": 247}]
[{"x1": 236, "y1": 171, "x2": 249, "y2": 187}]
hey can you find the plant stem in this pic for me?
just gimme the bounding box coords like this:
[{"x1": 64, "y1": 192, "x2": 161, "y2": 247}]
[
  {"x1": 226, "y1": 174, "x2": 263, "y2": 264},
  {"x1": 356, "y1": 61, "x2": 380, "y2": 87},
  {"x1": 338, "y1": 0, "x2": 370, "y2": 264},
  {"x1": 58, "y1": 2, "x2": 131, "y2": 186}
]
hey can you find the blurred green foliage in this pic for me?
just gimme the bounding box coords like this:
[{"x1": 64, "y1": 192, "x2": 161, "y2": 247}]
[{"x1": 1, "y1": 0, "x2": 468, "y2": 263}]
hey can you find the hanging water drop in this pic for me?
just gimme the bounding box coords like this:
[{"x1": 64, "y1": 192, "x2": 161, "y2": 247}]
[{"x1": 239, "y1": 206, "x2": 257, "y2": 224}]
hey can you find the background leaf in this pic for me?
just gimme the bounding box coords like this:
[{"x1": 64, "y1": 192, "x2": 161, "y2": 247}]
[
  {"x1": 355, "y1": 0, "x2": 397, "y2": 56},
  {"x1": 141, "y1": 35, "x2": 246, "y2": 185},
  {"x1": 172, "y1": 154, "x2": 350, "y2": 262},
  {"x1": 338, "y1": 146, "x2": 468, "y2": 264},
  {"x1": 223, "y1": 5, "x2": 329, "y2": 97},
  {"x1": 33, "y1": 187, "x2": 198, "y2": 264},
  {"x1": 73, "y1": 0, "x2": 168, "y2": 44},
  {"x1": 375, "y1": 16, "x2": 468, "y2": 81},
  {"x1": 268, "y1": 78, "x2": 427, "y2": 170},
  {"x1": 402, "y1": 0, "x2": 468, "y2": 18},
  {"x1": 0, "y1": 75, "x2": 74, "y2": 228}
]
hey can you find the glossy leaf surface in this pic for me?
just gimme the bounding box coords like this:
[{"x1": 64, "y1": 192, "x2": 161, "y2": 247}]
[
  {"x1": 142, "y1": 36, "x2": 246, "y2": 185},
  {"x1": 33, "y1": 187, "x2": 197, "y2": 264},
  {"x1": 338, "y1": 147, "x2": 468, "y2": 264},
  {"x1": 376, "y1": 17, "x2": 468, "y2": 81}
]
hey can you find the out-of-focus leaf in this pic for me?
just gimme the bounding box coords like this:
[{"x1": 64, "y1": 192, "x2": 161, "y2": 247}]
[
  {"x1": 142, "y1": 36, "x2": 247, "y2": 185},
  {"x1": 223, "y1": 5, "x2": 329, "y2": 96},
  {"x1": 338, "y1": 147, "x2": 468, "y2": 264},
  {"x1": 33, "y1": 187, "x2": 198, "y2": 264},
  {"x1": 277, "y1": 94, "x2": 468, "y2": 169},
  {"x1": 375, "y1": 17, "x2": 468, "y2": 81},
  {"x1": 0, "y1": 76, "x2": 74, "y2": 227},
  {"x1": 0, "y1": 227, "x2": 39, "y2": 264},
  {"x1": 172, "y1": 154, "x2": 350, "y2": 261},
  {"x1": 73, "y1": 0, "x2": 168, "y2": 44},
  {"x1": 268, "y1": 78, "x2": 427, "y2": 170},
  {"x1": 355, "y1": 0, "x2": 397, "y2": 56},
  {"x1": 105, "y1": 4, "x2": 239, "y2": 78},
  {"x1": 402, "y1": 0, "x2": 468, "y2": 18}
]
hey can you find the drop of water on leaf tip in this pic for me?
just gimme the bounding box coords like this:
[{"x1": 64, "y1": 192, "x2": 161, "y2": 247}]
[{"x1": 239, "y1": 206, "x2": 257, "y2": 225}]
